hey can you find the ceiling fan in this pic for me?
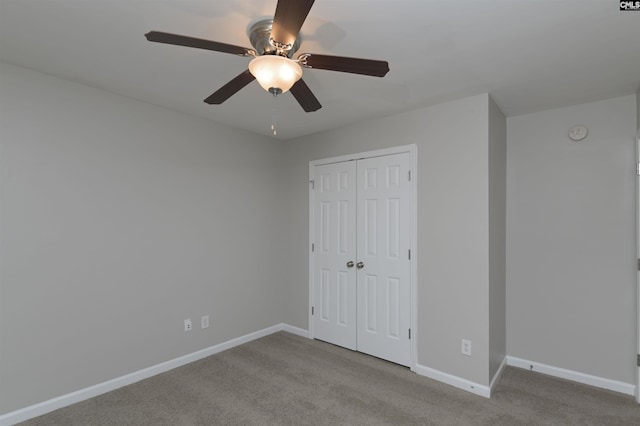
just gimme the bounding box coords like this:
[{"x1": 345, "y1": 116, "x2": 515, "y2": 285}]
[{"x1": 145, "y1": 0, "x2": 389, "y2": 113}]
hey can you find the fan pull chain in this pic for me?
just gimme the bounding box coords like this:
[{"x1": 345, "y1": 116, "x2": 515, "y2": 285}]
[
  {"x1": 271, "y1": 113, "x2": 277, "y2": 136},
  {"x1": 271, "y1": 91, "x2": 278, "y2": 137}
]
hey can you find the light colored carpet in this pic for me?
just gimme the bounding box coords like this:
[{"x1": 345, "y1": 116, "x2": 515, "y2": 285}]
[{"x1": 19, "y1": 331, "x2": 639, "y2": 425}]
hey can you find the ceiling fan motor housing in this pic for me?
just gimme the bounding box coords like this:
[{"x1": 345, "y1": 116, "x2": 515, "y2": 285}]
[{"x1": 249, "y1": 19, "x2": 301, "y2": 57}]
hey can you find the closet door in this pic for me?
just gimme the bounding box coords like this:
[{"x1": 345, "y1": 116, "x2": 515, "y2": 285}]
[
  {"x1": 356, "y1": 152, "x2": 411, "y2": 366},
  {"x1": 312, "y1": 161, "x2": 357, "y2": 350},
  {"x1": 311, "y1": 151, "x2": 412, "y2": 366}
]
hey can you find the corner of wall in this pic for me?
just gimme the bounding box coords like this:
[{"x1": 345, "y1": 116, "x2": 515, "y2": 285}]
[
  {"x1": 488, "y1": 95, "x2": 507, "y2": 380},
  {"x1": 636, "y1": 87, "x2": 640, "y2": 133}
]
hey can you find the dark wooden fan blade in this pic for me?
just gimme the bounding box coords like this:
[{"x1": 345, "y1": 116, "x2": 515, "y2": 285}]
[
  {"x1": 289, "y1": 79, "x2": 321, "y2": 112},
  {"x1": 204, "y1": 70, "x2": 256, "y2": 104},
  {"x1": 145, "y1": 31, "x2": 253, "y2": 56},
  {"x1": 270, "y1": 0, "x2": 315, "y2": 49},
  {"x1": 300, "y1": 54, "x2": 390, "y2": 77}
]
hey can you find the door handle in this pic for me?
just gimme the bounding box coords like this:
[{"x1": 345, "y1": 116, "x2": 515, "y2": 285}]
[
  {"x1": 346, "y1": 261, "x2": 355, "y2": 268},
  {"x1": 356, "y1": 261, "x2": 364, "y2": 269}
]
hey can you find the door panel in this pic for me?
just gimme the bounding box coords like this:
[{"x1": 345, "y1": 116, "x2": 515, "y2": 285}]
[
  {"x1": 356, "y1": 153, "x2": 411, "y2": 366},
  {"x1": 313, "y1": 161, "x2": 357, "y2": 350}
]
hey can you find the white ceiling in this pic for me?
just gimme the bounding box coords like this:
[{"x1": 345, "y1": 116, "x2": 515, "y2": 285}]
[{"x1": 1, "y1": 0, "x2": 639, "y2": 140}]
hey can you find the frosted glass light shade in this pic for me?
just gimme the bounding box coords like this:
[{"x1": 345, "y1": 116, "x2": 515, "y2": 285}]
[{"x1": 248, "y1": 55, "x2": 302, "y2": 94}]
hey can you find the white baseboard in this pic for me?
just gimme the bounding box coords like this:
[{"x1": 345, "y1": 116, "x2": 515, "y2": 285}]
[
  {"x1": 281, "y1": 323, "x2": 310, "y2": 338},
  {"x1": 413, "y1": 357, "x2": 507, "y2": 399},
  {"x1": 506, "y1": 356, "x2": 636, "y2": 396},
  {"x1": 414, "y1": 363, "x2": 491, "y2": 398},
  {"x1": 9, "y1": 330, "x2": 633, "y2": 425},
  {"x1": 0, "y1": 323, "x2": 306, "y2": 426}
]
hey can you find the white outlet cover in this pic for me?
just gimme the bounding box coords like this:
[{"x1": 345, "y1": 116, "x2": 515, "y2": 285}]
[
  {"x1": 184, "y1": 318, "x2": 192, "y2": 331},
  {"x1": 461, "y1": 339, "x2": 472, "y2": 356},
  {"x1": 201, "y1": 315, "x2": 209, "y2": 329}
]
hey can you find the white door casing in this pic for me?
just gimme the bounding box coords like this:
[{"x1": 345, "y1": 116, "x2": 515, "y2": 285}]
[
  {"x1": 636, "y1": 131, "x2": 639, "y2": 404},
  {"x1": 309, "y1": 145, "x2": 416, "y2": 368}
]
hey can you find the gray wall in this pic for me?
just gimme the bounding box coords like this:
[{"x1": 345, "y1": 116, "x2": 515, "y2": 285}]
[
  {"x1": 506, "y1": 94, "x2": 637, "y2": 384},
  {"x1": 488, "y1": 97, "x2": 507, "y2": 380},
  {"x1": 0, "y1": 62, "x2": 286, "y2": 413},
  {"x1": 3, "y1": 58, "x2": 633, "y2": 415},
  {"x1": 282, "y1": 94, "x2": 500, "y2": 386}
]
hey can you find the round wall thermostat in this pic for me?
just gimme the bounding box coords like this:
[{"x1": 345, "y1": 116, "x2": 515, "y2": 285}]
[{"x1": 568, "y1": 125, "x2": 588, "y2": 141}]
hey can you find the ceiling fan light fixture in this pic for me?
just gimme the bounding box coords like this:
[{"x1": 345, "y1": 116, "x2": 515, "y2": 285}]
[
  {"x1": 146, "y1": 0, "x2": 388, "y2": 114},
  {"x1": 248, "y1": 55, "x2": 302, "y2": 94}
]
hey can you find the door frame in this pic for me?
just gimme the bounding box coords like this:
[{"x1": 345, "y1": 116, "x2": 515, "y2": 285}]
[
  {"x1": 636, "y1": 130, "x2": 639, "y2": 404},
  {"x1": 308, "y1": 144, "x2": 418, "y2": 372}
]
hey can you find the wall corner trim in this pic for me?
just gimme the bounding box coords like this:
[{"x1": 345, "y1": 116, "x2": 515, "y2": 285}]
[
  {"x1": 506, "y1": 356, "x2": 636, "y2": 396},
  {"x1": 413, "y1": 363, "x2": 491, "y2": 398},
  {"x1": 490, "y1": 357, "x2": 508, "y2": 396},
  {"x1": 0, "y1": 323, "x2": 308, "y2": 426}
]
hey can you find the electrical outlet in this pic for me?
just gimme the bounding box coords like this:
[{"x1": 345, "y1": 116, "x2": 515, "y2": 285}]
[
  {"x1": 461, "y1": 339, "x2": 472, "y2": 356},
  {"x1": 184, "y1": 318, "x2": 192, "y2": 332},
  {"x1": 201, "y1": 315, "x2": 209, "y2": 329}
]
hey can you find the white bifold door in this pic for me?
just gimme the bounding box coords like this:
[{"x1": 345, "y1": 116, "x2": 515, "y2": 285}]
[{"x1": 312, "y1": 152, "x2": 412, "y2": 366}]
